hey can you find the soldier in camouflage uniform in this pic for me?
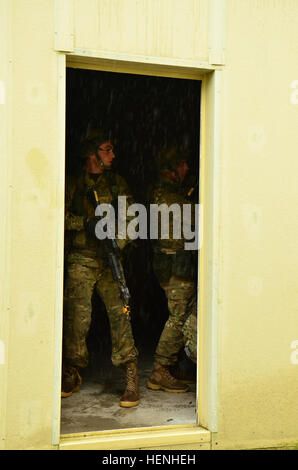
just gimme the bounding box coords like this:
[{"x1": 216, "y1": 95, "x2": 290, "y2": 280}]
[
  {"x1": 147, "y1": 145, "x2": 197, "y2": 393},
  {"x1": 182, "y1": 292, "x2": 197, "y2": 364},
  {"x1": 62, "y1": 131, "x2": 139, "y2": 407}
]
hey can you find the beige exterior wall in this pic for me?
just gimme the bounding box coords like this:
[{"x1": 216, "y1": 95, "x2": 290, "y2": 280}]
[
  {"x1": 0, "y1": 0, "x2": 64, "y2": 450},
  {"x1": 216, "y1": 0, "x2": 298, "y2": 450},
  {"x1": 0, "y1": 0, "x2": 212, "y2": 450},
  {"x1": 73, "y1": 0, "x2": 209, "y2": 61},
  {"x1": 0, "y1": 0, "x2": 297, "y2": 450}
]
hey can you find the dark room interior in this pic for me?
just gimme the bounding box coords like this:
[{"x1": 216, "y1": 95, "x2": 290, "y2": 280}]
[{"x1": 61, "y1": 67, "x2": 201, "y2": 434}]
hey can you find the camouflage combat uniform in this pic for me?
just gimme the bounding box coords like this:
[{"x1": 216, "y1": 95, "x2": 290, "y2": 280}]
[
  {"x1": 63, "y1": 170, "x2": 138, "y2": 369},
  {"x1": 182, "y1": 293, "x2": 197, "y2": 363},
  {"x1": 151, "y1": 177, "x2": 197, "y2": 367}
]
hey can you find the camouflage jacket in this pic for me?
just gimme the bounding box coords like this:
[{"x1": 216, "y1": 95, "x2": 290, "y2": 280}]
[
  {"x1": 151, "y1": 177, "x2": 197, "y2": 253},
  {"x1": 65, "y1": 170, "x2": 134, "y2": 258}
]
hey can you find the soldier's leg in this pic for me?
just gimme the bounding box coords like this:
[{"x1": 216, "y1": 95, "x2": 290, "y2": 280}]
[
  {"x1": 154, "y1": 275, "x2": 195, "y2": 367},
  {"x1": 95, "y1": 264, "x2": 138, "y2": 368},
  {"x1": 148, "y1": 252, "x2": 194, "y2": 392},
  {"x1": 168, "y1": 293, "x2": 198, "y2": 385},
  {"x1": 63, "y1": 262, "x2": 97, "y2": 370},
  {"x1": 183, "y1": 310, "x2": 198, "y2": 364},
  {"x1": 95, "y1": 263, "x2": 139, "y2": 407}
]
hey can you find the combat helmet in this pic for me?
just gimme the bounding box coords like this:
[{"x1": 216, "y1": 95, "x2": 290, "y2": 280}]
[
  {"x1": 79, "y1": 138, "x2": 98, "y2": 160},
  {"x1": 156, "y1": 144, "x2": 190, "y2": 180},
  {"x1": 79, "y1": 128, "x2": 113, "y2": 163},
  {"x1": 85, "y1": 128, "x2": 112, "y2": 148}
]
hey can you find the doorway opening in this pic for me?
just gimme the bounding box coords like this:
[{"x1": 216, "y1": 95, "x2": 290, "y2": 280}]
[{"x1": 61, "y1": 67, "x2": 201, "y2": 435}]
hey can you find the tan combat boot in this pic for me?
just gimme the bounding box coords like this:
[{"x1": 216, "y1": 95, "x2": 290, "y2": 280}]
[
  {"x1": 170, "y1": 360, "x2": 196, "y2": 384},
  {"x1": 61, "y1": 364, "x2": 82, "y2": 398},
  {"x1": 120, "y1": 362, "x2": 140, "y2": 408},
  {"x1": 147, "y1": 363, "x2": 190, "y2": 392}
]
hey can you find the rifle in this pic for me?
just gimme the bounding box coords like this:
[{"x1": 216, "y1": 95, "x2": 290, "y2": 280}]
[
  {"x1": 185, "y1": 180, "x2": 199, "y2": 202},
  {"x1": 89, "y1": 189, "x2": 131, "y2": 320}
]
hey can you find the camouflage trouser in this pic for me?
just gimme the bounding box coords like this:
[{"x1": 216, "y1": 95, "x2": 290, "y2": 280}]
[
  {"x1": 182, "y1": 294, "x2": 197, "y2": 363},
  {"x1": 63, "y1": 252, "x2": 138, "y2": 369},
  {"x1": 153, "y1": 251, "x2": 196, "y2": 367}
]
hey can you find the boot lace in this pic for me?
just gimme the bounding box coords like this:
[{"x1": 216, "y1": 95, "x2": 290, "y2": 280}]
[
  {"x1": 126, "y1": 365, "x2": 137, "y2": 392},
  {"x1": 63, "y1": 365, "x2": 81, "y2": 386},
  {"x1": 161, "y1": 366, "x2": 178, "y2": 384}
]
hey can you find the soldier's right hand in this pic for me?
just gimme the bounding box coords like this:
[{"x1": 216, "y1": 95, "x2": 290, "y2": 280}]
[{"x1": 84, "y1": 216, "x2": 101, "y2": 237}]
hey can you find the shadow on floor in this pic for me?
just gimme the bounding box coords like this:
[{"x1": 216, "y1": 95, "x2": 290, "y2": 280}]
[{"x1": 60, "y1": 359, "x2": 197, "y2": 435}]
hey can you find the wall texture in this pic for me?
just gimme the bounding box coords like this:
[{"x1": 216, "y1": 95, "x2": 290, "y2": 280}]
[
  {"x1": 0, "y1": 0, "x2": 61, "y2": 449},
  {"x1": 0, "y1": 0, "x2": 297, "y2": 450},
  {"x1": 215, "y1": 0, "x2": 298, "y2": 449},
  {"x1": 73, "y1": 0, "x2": 209, "y2": 61}
]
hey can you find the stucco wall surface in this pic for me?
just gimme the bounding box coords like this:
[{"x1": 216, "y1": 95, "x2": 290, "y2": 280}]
[
  {"x1": 215, "y1": 0, "x2": 298, "y2": 450},
  {"x1": 0, "y1": 0, "x2": 298, "y2": 451},
  {"x1": 73, "y1": 0, "x2": 209, "y2": 61},
  {"x1": 0, "y1": 0, "x2": 62, "y2": 449}
]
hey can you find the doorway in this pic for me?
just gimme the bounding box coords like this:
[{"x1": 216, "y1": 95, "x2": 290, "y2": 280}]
[{"x1": 61, "y1": 67, "x2": 201, "y2": 434}]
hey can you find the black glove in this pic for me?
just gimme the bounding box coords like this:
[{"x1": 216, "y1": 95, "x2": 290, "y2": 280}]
[{"x1": 84, "y1": 216, "x2": 101, "y2": 237}]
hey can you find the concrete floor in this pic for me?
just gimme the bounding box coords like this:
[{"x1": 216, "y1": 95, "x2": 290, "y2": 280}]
[{"x1": 60, "y1": 360, "x2": 197, "y2": 435}]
